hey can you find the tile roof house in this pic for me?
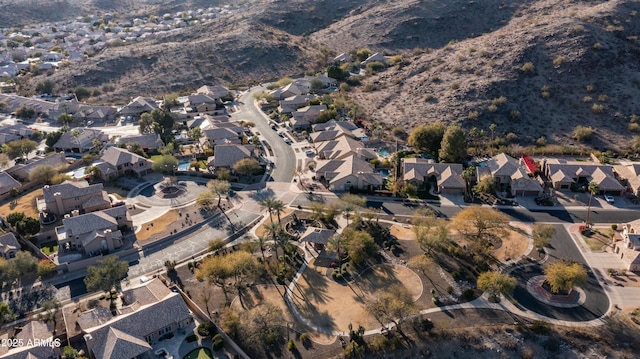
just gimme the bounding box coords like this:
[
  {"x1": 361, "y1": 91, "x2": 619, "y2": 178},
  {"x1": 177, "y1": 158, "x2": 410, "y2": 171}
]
[
  {"x1": 0, "y1": 233, "x2": 20, "y2": 259},
  {"x1": 8, "y1": 153, "x2": 69, "y2": 181},
  {"x1": 478, "y1": 153, "x2": 543, "y2": 196},
  {"x1": 55, "y1": 206, "x2": 130, "y2": 256},
  {"x1": 0, "y1": 172, "x2": 21, "y2": 196},
  {"x1": 94, "y1": 147, "x2": 153, "y2": 180},
  {"x1": 614, "y1": 161, "x2": 640, "y2": 196},
  {"x1": 315, "y1": 135, "x2": 377, "y2": 161},
  {"x1": 402, "y1": 158, "x2": 465, "y2": 194},
  {"x1": 40, "y1": 180, "x2": 110, "y2": 216},
  {"x1": 185, "y1": 93, "x2": 220, "y2": 113},
  {"x1": 361, "y1": 52, "x2": 390, "y2": 66},
  {"x1": 76, "y1": 104, "x2": 118, "y2": 122},
  {"x1": 119, "y1": 96, "x2": 158, "y2": 118},
  {"x1": 333, "y1": 52, "x2": 351, "y2": 64},
  {"x1": 0, "y1": 320, "x2": 58, "y2": 359},
  {"x1": 115, "y1": 134, "x2": 164, "y2": 152},
  {"x1": 615, "y1": 220, "x2": 640, "y2": 271},
  {"x1": 0, "y1": 123, "x2": 32, "y2": 146},
  {"x1": 269, "y1": 82, "x2": 307, "y2": 101},
  {"x1": 52, "y1": 128, "x2": 108, "y2": 153},
  {"x1": 290, "y1": 105, "x2": 327, "y2": 129},
  {"x1": 544, "y1": 159, "x2": 624, "y2": 195},
  {"x1": 208, "y1": 144, "x2": 257, "y2": 169},
  {"x1": 278, "y1": 95, "x2": 317, "y2": 114},
  {"x1": 316, "y1": 155, "x2": 383, "y2": 191},
  {"x1": 81, "y1": 279, "x2": 193, "y2": 359},
  {"x1": 201, "y1": 126, "x2": 244, "y2": 146},
  {"x1": 0, "y1": 94, "x2": 57, "y2": 118},
  {"x1": 196, "y1": 84, "x2": 230, "y2": 100}
]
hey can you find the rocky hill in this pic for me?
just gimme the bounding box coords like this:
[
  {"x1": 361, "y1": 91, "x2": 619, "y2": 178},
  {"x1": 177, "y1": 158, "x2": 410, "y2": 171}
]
[{"x1": 13, "y1": 0, "x2": 640, "y2": 150}]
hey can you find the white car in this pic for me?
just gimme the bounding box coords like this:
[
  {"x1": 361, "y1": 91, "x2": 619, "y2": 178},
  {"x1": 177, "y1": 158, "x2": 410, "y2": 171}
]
[
  {"x1": 604, "y1": 194, "x2": 615, "y2": 203},
  {"x1": 305, "y1": 149, "x2": 315, "y2": 156}
]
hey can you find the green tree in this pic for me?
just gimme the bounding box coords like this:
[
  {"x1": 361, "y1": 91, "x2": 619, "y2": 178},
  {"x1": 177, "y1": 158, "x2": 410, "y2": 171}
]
[
  {"x1": 74, "y1": 86, "x2": 91, "y2": 101},
  {"x1": 544, "y1": 261, "x2": 588, "y2": 294},
  {"x1": 4, "y1": 138, "x2": 37, "y2": 160},
  {"x1": 473, "y1": 175, "x2": 495, "y2": 195},
  {"x1": 37, "y1": 259, "x2": 57, "y2": 277},
  {"x1": 309, "y1": 78, "x2": 325, "y2": 93},
  {"x1": 0, "y1": 302, "x2": 15, "y2": 324},
  {"x1": 84, "y1": 256, "x2": 128, "y2": 296},
  {"x1": 342, "y1": 228, "x2": 378, "y2": 265},
  {"x1": 0, "y1": 153, "x2": 9, "y2": 168},
  {"x1": 56, "y1": 113, "x2": 76, "y2": 126},
  {"x1": 451, "y1": 207, "x2": 509, "y2": 250},
  {"x1": 439, "y1": 125, "x2": 467, "y2": 163},
  {"x1": 196, "y1": 251, "x2": 262, "y2": 304},
  {"x1": 15, "y1": 106, "x2": 36, "y2": 119},
  {"x1": 152, "y1": 155, "x2": 178, "y2": 174},
  {"x1": 207, "y1": 179, "x2": 231, "y2": 208},
  {"x1": 365, "y1": 285, "x2": 417, "y2": 334},
  {"x1": 35, "y1": 80, "x2": 55, "y2": 94},
  {"x1": 63, "y1": 346, "x2": 79, "y2": 359},
  {"x1": 45, "y1": 131, "x2": 63, "y2": 150},
  {"x1": 233, "y1": 158, "x2": 261, "y2": 176},
  {"x1": 29, "y1": 165, "x2": 57, "y2": 184},
  {"x1": 140, "y1": 108, "x2": 176, "y2": 144},
  {"x1": 196, "y1": 191, "x2": 216, "y2": 212},
  {"x1": 260, "y1": 196, "x2": 277, "y2": 223},
  {"x1": 139, "y1": 112, "x2": 154, "y2": 134},
  {"x1": 327, "y1": 65, "x2": 349, "y2": 81},
  {"x1": 412, "y1": 208, "x2": 447, "y2": 255},
  {"x1": 15, "y1": 216, "x2": 40, "y2": 236},
  {"x1": 585, "y1": 182, "x2": 599, "y2": 226},
  {"x1": 532, "y1": 223, "x2": 556, "y2": 252},
  {"x1": 477, "y1": 271, "x2": 516, "y2": 300},
  {"x1": 6, "y1": 212, "x2": 26, "y2": 226}
]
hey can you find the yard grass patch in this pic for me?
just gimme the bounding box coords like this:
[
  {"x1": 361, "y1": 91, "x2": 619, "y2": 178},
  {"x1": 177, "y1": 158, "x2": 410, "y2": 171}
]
[
  {"x1": 135, "y1": 209, "x2": 178, "y2": 241},
  {"x1": 40, "y1": 241, "x2": 58, "y2": 255},
  {"x1": 182, "y1": 347, "x2": 213, "y2": 359},
  {"x1": 0, "y1": 188, "x2": 41, "y2": 218},
  {"x1": 582, "y1": 229, "x2": 611, "y2": 252}
]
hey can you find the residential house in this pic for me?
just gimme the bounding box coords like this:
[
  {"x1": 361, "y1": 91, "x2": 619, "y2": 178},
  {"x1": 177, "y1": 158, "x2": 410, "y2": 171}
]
[
  {"x1": 290, "y1": 105, "x2": 327, "y2": 129},
  {"x1": 94, "y1": 147, "x2": 153, "y2": 180},
  {"x1": 361, "y1": 52, "x2": 390, "y2": 66},
  {"x1": 269, "y1": 82, "x2": 307, "y2": 101},
  {"x1": 40, "y1": 180, "x2": 110, "y2": 216},
  {"x1": 208, "y1": 144, "x2": 258, "y2": 170},
  {"x1": 8, "y1": 153, "x2": 69, "y2": 181},
  {"x1": 116, "y1": 134, "x2": 164, "y2": 153},
  {"x1": 80, "y1": 279, "x2": 193, "y2": 359},
  {"x1": 185, "y1": 93, "x2": 220, "y2": 113},
  {"x1": 196, "y1": 84, "x2": 230, "y2": 100},
  {"x1": 77, "y1": 104, "x2": 118, "y2": 123},
  {"x1": 0, "y1": 320, "x2": 58, "y2": 359},
  {"x1": 544, "y1": 159, "x2": 624, "y2": 195},
  {"x1": 0, "y1": 123, "x2": 33, "y2": 146},
  {"x1": 55, "y1": 206, "x2": 130, "y2": 256},
  {"x1": 0, "y1": 94, "x2": 57, "y2": 118},
  {"x1": 119, "y1": 96, "x2": 158, "y2": 118},
  {"x1": 312, "y1": 120, "x2": 365, "y2": 140},
  {"x1": 52, "y1": 128, "x2": 108, "y2": 153},
  {"x1": 478, "y1": 153, "x2": 543, "y2": 196},
  {"x1": 616, "y1": 220, "x2": 640, "y2": 271},
  {"x1": 333, "y1": 52, "x2": 351, "y2": 65},
  {"x1": 201, "y1": 126, "x2": 244, "y2": 147},
  {"x1": 315, "y1": 135, "x2": 376, "y2": 161},
  {"x1": 278, "y1": 95, "x2": 317, "y2": 114},
  {"x1": 614, "y1": 161, "x2": 640, "y2": 196},
  {"x1": 315, "y1": 155, "x2": 383, "y2": 191},
  {"x1": 0, "y1": 233, "x2": 20, "y2": 259},
  {"x1": 402, "y1": 158, "x2": 465, "y2": 194},
  {"x1": 0, "y1": 172, "x2": 21, "y2": 196}
]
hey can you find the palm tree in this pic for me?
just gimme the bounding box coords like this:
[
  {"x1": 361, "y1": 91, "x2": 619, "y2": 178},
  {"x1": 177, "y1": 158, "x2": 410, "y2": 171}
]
[
  {"x1": 343, "y1": 204, "x2": 353, "y2": 226},
  {"x1": 266, "y1": 222, "x2": 282, "y2": 259},
  {"x1": 254, "y1": 235, "x2": 268, "y2": 263},
  {"x1": 260, "y1": 196, "x2": 276, "y2": 223},
  {"x1": 585, "y1": 182, "x2": 599, "y2": 228},
  {"x1": 271, "y1": 199, "x2": 285, "y2": 225}
]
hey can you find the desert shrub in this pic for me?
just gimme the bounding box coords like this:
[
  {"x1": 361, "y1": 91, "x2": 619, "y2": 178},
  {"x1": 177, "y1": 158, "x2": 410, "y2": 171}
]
[
  {"x1": 462, "y1": 288, "x2": 475, "y2": 300},
  {"x1": 450, "y1": 82, "x2": 460, "y2": 90},
  {"x1": 582, "y1": 96, "x2": 593, "y2": 103},
  {"x1": 362, "y1": 83, "x2": 377, "y2": 92},
  {"x1": 424, "y1": 94, "x2": 435, "y2": 102},
  {"x1": 213, "y1": 334, "x2": 224, "y2": 351},
  {"x1": 591, "y1": 104, "x2": 604, "y2": 114},
  {"x1": 552, "y1": 56, "x2": 566, "y2": 68},
  {"x1": 598, "y1": 94, "x2": 608, "y2": 102},
  {"x1": 541, "y1": 85, "x2": 551, "y2": 98},
  {"x1": 586, "y1": 84, "x2": 596, "y2": 93},
  {"x1": 197, "y1": 321, "x2": 217, "y2": 337},
  {"x1": 468, "y1": 111, "x2": 479, "y2": 120},
  {"x1": 488, "y1": 104, "x2": 498, "y2": 113},
  {"x1": 186, "y1": 334, "x2": 198, "y2": 343},
  {"x1": 593, "y1": 42, "x2": 603, "y2": 50},
  {"x1": 573, "y1": 126, "x2": 593, "y2": 142},
  {"x1": 287, "y1": 339, "x2": 296, "y2": 351},
  {"x1": 520, "y1": 62, "x2": 535, "y2": 73},
  {"x1": 299, "y1": 333, "x2": 310, "y2": 344},
  {"x1": 491, "y1": 96, "x2": 507, "y2": 106},
  {"x1": 510, "y1": 110, "x2": 521, "y2": 120}
]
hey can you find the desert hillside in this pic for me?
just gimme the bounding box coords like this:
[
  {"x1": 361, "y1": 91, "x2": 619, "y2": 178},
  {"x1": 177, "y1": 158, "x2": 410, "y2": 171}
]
[{"x1": 10, "y1": 0, "x2": 640, "y2": 150}]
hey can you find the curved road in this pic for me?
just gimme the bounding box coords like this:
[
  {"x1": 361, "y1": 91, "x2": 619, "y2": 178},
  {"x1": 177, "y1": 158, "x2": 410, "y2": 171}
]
[
  {"x1": 233, "y1": 87, "x2": 296, "y2": 182},
  {"x1": 510, "y1": 224, "x2": 609, "y2": 321}
]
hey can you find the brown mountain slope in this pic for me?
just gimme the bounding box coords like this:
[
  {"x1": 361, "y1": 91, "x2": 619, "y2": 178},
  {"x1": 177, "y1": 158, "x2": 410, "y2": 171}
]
[{"x1": 345, "y1": 0, "x2": 640, "y2": 150}]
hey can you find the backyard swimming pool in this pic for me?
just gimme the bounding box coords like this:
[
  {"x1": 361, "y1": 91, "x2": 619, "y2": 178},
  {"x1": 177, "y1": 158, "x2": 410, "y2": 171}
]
[
  {"x1": 375, "y1": 148, "x2": 390, "y2": 157},
  {"x1": 177, "y1": 161, "x2": 190, "y2": 171}
]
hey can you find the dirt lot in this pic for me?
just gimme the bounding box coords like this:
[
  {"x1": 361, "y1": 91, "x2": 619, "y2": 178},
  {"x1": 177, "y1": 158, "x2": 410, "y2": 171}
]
[{"x1": 0, "y1": 188, "x2": 41, "y2": 218}]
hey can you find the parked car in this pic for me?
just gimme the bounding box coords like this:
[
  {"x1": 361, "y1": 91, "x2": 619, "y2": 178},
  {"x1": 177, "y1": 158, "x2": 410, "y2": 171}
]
[
  {"x1": 535, "y1": 196, "x2": 554, "y2": 206},
  {"x1": 284, "y1": 138, "x2": 291, "y2": 145},
  {"x1": 305, "y1": 149, "x2": 315, "y2": 156},
  {"x1": 604, "y1": 194, "x2": 615, "y2": 203}
]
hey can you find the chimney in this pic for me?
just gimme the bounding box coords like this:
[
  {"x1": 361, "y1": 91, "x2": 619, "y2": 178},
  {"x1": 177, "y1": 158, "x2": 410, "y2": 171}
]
[{"x1": 71, "y1": 210, "x2": 80, "y2": 217}]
